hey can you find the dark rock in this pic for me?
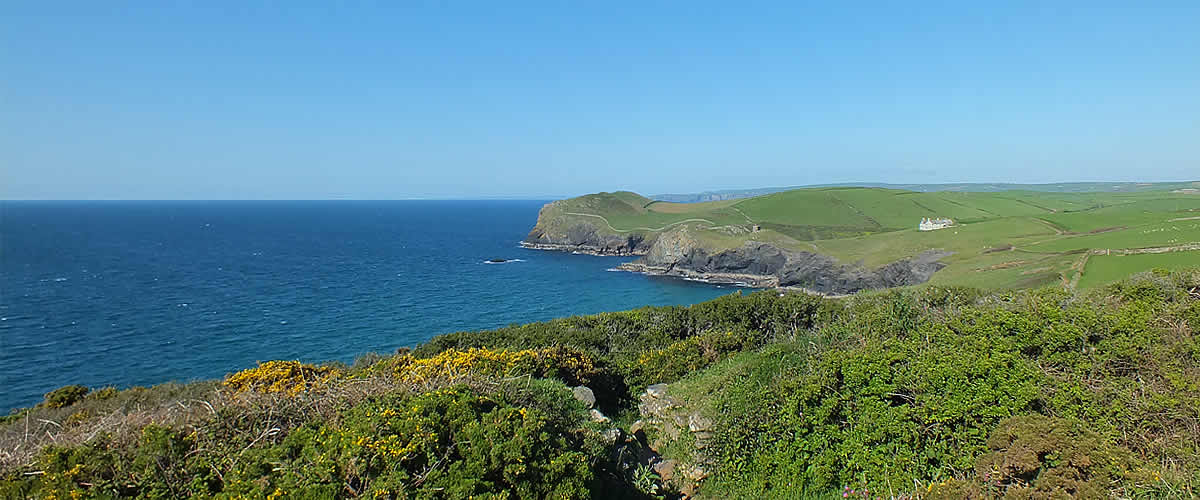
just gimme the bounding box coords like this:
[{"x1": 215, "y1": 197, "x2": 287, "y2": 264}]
[{"x1": 625, "y1": 226, "x2": 952, "y2": 294}]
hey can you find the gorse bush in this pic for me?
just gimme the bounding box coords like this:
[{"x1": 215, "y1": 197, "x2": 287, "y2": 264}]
[
  {"x1": 2, "y1": 269, "x2": 1197, "y2": 498},
  {"x1": 223, "y1": 360, "x2": 341, "y2": 397},
  {"x1": 370, "y1": 346, "x2": 599, "y2": 388},
  {"x1": 43, "y1": 385, "x2": 90, "y2": 409}
]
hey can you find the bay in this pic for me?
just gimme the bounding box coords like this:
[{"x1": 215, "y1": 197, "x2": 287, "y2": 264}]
[{"x1": 0, "y1": 201, "x2": 739, "y2": 412}]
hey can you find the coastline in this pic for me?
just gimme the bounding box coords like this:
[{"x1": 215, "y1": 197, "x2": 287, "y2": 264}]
[
  {"x1": 524, "y1": 240, "x2": 846, "y2": 297},
  {"x1": 613, "y1": 261, "x2": 777, "y2": 288},
  {"x1": 518, "y1": 241, "x2": 647, "y2": 257}
]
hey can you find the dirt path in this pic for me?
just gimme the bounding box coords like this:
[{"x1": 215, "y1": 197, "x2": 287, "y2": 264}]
[
  {"x1": 1032, "y1": 218, "x2": 1065, "y2": 235},
  {"x1": 729, "y1": 206, "x2": 754, "y2": 224},
  {"x1": 564, "y1": 212, "x2": 717, "y2": 233},
  {"x1": 1068, "y1": 253, "x2": 1090, "y2": 290}
]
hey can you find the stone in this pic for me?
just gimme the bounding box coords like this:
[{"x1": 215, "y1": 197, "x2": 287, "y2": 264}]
[
  {"x1": 673, "y1": 414, "x2": 689, "y2": 428},
  {"x1": 688, "y1": 414, "x2": 714, "y2": 432},
  {"x1": 589, "y1": 408, "x2": 610, "y2": 423},
  {"x1": 652, "y1": 459, "x2": 678, "y2": 481},
  {"x1": 638, "y1": 392, "x2": 679, "y2": 417},
  {"x1": 601, "y1": 428, "x2": 621, "y2": 445},
  {"x1": 663, "y1": 423, "x2": 681, "y2": 441},
  {"x1": 645, "y1": 384, "x2": 669, "y2": 399},
  {"x1": 571, "y1": 386, "x2": 596, "y2": 408},
  {"x1": 684, "y1": 464, "x2": 709, "y2": 482},
  {"x1": 630, "y1": 419, "x2": 646, "y2": 436}
]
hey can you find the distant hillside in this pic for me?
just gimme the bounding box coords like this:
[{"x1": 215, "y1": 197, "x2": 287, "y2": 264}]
[
  {"x1": 524, "y1": 185, "x2": 1200, "y2": 292},
  {"x1": 652, "y1": 181, "x2": 1200, "y2": 203}
]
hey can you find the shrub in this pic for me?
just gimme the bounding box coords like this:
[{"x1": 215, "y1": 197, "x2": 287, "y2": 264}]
[
  {"x1": 624, "y1": 329, "x2": 763, "y2": 389},
  {"x1": 223, "y1": 360, "x2": 340, "y2": 397},
  {"x1": 971, "y1": 415, "x2": 1130, "y2": 498},
  {"x1": 371, "y1": 346, "x2": 599, "y2": 387},
  {"x1": 43, "y1": 385, "x2": 89, "y2": 408}
]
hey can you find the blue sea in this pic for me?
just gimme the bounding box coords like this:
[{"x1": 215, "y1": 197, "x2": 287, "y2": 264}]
[{"x1": 0, "y1": 201, "x2": 741, "y2": 412}]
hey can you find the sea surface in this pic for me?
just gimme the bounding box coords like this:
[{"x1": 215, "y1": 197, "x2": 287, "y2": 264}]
[{"x1": 0, "y1": 201, "x2": 741, "y2": 412}]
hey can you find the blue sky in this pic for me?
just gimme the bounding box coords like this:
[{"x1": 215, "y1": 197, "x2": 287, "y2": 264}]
[{"x1": 3, "y1": 1, "x2": 1198, "y2": 199}]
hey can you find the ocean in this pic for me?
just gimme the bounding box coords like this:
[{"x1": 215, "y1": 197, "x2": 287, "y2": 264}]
[{"x1": 0, "y1": 201, "x2": 740, "y2": 412}]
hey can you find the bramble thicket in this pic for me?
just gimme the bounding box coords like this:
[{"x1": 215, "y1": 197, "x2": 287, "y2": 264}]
[{"x1": 2, "y1": 270, "x2": 1198, "y2": 498}]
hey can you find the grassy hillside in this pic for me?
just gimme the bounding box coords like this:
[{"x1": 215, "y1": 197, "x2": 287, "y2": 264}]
[
  {"x1": 548, "y1": 185, "x2": 1200, "y2": 290},
  {"x1": 4, "y1": 271, "x2": 1197, "y2": 498}
]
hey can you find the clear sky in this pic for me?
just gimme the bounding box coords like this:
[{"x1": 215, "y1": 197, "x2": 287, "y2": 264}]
[{"x1": 3, "y1": 2, "x2": 1198, "y2": 199}]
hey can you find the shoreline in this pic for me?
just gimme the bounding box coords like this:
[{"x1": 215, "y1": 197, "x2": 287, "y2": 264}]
[
  {"x1": 518, "y1": 241, "x2": 647, "y2": 257},
  {"x1": 613, "y1": 261, "x2": 778, "y2": 288},
  {"x1": 523, "y1": 240, "x2": 846, "y2": 297}
]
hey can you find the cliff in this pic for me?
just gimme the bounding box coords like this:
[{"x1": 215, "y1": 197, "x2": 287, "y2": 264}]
[
  {"x1": 521, "y1": 199, "x2": 656, "y2": 255},
  {"x1": 615, "y1": 225, "x2": 950, "y2": 294},
  {"x1": 523, "y1": 197, "x2": 950, "y2": 293}
]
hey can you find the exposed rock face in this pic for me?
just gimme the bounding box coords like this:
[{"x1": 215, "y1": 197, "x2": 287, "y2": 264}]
[
  {"x1": 620, "y1": 226, "x2": 951, "y2": 294},
  {"x1": 521, "y1": 201, "x2": 654, "y2": 255}
]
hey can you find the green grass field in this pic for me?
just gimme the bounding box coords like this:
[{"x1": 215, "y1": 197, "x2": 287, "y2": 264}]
[
  {"x1": 545, "y1": 186, "x2": 1200, "y2": 290},
  {"x1": 1077, "y1": 250, "x2": 1200, "y2": 289}
]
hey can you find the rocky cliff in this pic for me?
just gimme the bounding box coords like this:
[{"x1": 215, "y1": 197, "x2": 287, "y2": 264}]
[
  {"x1": 523, "y1": 204, "x2": 949, "y2": 293},
  {"x1": 521, "y1": 201, "x2": 656, "y2": 256},
  {"x1": 616, "y1": 226, "x2": 950, "y2": 294}
]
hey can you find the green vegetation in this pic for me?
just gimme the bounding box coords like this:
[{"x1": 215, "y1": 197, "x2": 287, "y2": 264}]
[
  {"x1": 4, "y1": 270, "x2": 1198, "y2": 498},
  {"x1": 541, "y1": 184, "x2": 1200, "y2": 290},
  {"x1": 1078, "y1": 251, "x2": 1200, "y2": 290}
]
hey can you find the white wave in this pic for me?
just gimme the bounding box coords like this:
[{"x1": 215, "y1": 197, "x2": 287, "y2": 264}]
[
  {"x1": 482, "y1": 259, "x2": 525, "y2": 265},
  {"x1": 53, "y1": 277, "x2": 68, "y2": 282}
]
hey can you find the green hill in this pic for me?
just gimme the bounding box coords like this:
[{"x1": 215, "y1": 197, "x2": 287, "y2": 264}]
[{"x1": 527, "y1": 184, "x2": 1200, "y2": 291}]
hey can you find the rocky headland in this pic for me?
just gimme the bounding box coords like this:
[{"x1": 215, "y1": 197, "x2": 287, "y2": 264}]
[
  {"x1": 614, "y1": 226, "x2": 951, "y2": 295},
  {"x1": 521, "y1": 200, "x2": 653, "y2": 255},
  {"x1": 522, "y1": 201, "x2": 951, "y2": 294}
]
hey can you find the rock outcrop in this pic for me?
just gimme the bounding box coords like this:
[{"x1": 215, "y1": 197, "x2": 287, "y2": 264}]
[
  {"x1": 523, "y1": 203, "x2": 950, "y2": 292},
  {"x1": 521, "y1": 201, "x2": 654, "y2": 256},
  {"x1": 635, "y1": 384, "x2": 713, "y2": 497},
  {"x1": 618, "y1": 226, "x2": 951, "y2": 295}
]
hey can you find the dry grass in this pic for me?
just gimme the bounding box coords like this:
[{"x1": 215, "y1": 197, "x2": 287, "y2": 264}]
[{"x1": 0, "y1": 364, "x2": 537, "y2": 476}]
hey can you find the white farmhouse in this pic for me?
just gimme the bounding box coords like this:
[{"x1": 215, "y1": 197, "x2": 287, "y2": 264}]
[{"x1": 919, "y1": 217, "x2": 954, "y2": 231}]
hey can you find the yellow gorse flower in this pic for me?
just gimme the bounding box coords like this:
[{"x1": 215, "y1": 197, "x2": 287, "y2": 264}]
[
  {"x1": 223, "y1": 360, "x2": 341, "y2": 397},
  {"x1": 378, "y1": 347, "x2": 596, "y2": 385}
]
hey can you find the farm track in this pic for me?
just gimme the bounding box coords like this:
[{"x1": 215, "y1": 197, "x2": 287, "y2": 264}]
[{"x1": 563, "y1": 212, "x2": 717, "y2": 233}]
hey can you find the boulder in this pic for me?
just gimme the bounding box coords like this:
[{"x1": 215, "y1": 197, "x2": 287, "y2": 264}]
[
  {"x1": 571, "y1": 386, "x2": 596, "y2": 408},
  {"x1": 688, "y1": 414, "x2": 714, "y2": 432},
  {"x1": 601, "y1": 428, "x2": 621, "y2": 445},
  {"x1": 652, "y1": 459, "x2": 678, "y2": 481},
  {"x1": 646, "y1": 384, "x2": 669, "y2": 399}
]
